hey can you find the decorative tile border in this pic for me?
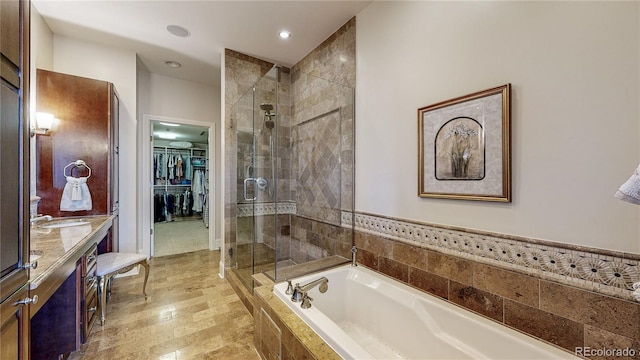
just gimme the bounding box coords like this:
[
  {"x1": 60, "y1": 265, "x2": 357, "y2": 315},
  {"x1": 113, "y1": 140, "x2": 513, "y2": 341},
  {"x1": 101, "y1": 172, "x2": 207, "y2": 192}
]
[
  {"x1": 342, "y1": 211, "x2": 640, "y2": 301},
  {"x1": 237, "y1": 202, "x2": 296, "y2": 217}
]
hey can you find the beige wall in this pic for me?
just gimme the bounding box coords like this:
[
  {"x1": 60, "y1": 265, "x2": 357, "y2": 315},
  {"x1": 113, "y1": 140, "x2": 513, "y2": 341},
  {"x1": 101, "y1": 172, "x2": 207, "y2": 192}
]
[
  {"x1": 142, "y1": 71, "x2": 219, "y2": 123},
  {"x1": 29, "y1": 4, "x2": 53, "y2": 197},
  {"x1": 30, "y1": 7, "x2": 220, "y2": 254},
  {"x1": 356, "y1": 1, "x2": 640, "y2": 253}
]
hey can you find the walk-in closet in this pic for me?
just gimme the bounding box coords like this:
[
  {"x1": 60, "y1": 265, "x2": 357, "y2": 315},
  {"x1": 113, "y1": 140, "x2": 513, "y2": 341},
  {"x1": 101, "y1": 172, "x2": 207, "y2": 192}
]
[{"x1": 152, "y1": 121, "x2": 210, "y2": 256}]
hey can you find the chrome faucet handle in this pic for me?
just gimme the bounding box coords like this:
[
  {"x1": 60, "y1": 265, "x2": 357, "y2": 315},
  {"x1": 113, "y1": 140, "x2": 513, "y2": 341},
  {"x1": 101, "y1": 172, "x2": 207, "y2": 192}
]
[
  {"x1": 285, "y1": 280, "x2": 294, "y2": 295},
  {"x1": 291, "y1": 283, "x2": 304, "y2": 302},
  {"x1": 301, "y1": 293, "x2": 313, "y2": 309}
]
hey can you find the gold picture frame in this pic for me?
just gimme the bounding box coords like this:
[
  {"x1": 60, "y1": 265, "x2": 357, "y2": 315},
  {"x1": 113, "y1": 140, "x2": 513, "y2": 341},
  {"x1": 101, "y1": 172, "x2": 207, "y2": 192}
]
[{"x1": 418, "y1": 84, "x2": 511, "y2": 202}]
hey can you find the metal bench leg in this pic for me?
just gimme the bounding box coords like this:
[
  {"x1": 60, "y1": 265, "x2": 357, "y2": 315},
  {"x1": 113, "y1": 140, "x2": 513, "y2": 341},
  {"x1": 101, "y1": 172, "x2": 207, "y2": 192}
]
[
  {"x1": 97, "y1": 274, "x2": 112, "y2": 326},
  {"x1": 140, "y1": 259, "x2": 150, "y2": 299}
]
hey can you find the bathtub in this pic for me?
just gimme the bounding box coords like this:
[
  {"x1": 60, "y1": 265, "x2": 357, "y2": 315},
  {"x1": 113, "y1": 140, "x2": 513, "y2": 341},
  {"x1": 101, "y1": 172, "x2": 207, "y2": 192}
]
[{"x1": 273, "y1": 264, "x2": 578, "y2": 360}]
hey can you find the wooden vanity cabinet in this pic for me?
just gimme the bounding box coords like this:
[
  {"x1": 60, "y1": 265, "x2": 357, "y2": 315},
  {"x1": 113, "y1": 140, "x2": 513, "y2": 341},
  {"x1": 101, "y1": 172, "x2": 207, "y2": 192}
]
[
  {"x1": 30, "y1": 263, "x2": 81, "y2": 360},
  {"x1": 35, "y1": 69, "x2": 120, "y2": 249},
  {"x1": 0, "y1": 0, "x2": 31, "y2": 359},
  {"x1": 81, "y1": 244, "x2": 98, "y2": 342},
  {"x1": 30, "y1": 232, "x2": 110, "y2": 359},
  {"x1": 1, "y1": 285, "x2": 30, "y2": 360}
]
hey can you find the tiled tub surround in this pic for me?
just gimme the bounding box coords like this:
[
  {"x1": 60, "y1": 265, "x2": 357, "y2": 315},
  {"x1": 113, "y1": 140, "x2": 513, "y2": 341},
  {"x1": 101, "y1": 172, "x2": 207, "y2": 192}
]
[
  {"x1": 253, "y1": 276, "x2": 342, "y2": 360},
  {"x1": 272, "y1": 265, "x2": 578, "y2": 359},
  {"x1": 349, "y1": 211, "x2": 640, "y2": 354}
]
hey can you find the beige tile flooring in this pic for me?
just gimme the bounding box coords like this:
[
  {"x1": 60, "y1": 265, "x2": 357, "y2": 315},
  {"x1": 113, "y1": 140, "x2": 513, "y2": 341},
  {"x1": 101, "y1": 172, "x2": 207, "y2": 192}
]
[
  {"x1": 68, "y1": 250, "x2": 260, "y2": 360},
  {"x1": 154, "y1": 219, "x2": 209, "y2": 257}
]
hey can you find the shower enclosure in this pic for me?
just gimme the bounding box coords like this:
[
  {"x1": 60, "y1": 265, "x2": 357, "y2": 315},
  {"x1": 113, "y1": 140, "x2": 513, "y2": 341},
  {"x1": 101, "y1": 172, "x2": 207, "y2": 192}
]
[{"x1": 231, "y1": 65, "x2": 355, "y2": 292}]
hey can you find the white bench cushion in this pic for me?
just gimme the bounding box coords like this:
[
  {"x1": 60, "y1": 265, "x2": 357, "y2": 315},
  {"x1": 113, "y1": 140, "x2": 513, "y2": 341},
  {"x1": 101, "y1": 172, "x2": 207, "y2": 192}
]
[{"x1": 96, "y1": 252, "x2": 148, "y2": 276}]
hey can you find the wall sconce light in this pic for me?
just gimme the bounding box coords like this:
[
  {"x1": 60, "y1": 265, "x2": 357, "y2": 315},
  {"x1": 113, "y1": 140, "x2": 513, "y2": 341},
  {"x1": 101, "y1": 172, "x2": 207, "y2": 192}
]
[{"x1": 31, "y1": 112, "x2": 54, "y2": 137}]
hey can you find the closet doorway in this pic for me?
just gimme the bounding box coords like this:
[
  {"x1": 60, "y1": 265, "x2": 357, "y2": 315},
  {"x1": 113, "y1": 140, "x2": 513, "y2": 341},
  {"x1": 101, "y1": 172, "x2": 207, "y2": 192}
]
[{"x1": 150, "y1": 119, "x2": 211, "y2": 257}]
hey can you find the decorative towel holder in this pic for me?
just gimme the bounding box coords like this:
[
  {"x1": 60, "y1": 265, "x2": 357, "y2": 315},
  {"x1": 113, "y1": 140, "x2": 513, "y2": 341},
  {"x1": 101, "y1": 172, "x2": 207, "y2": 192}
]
[{"x1": 63, "y1": 160, "x2": 92, "y2": 179}]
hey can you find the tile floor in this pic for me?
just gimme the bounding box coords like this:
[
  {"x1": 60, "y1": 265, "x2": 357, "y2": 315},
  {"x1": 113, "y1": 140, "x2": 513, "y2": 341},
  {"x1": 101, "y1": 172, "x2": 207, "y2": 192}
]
[
  {"x1": 68, "y1": 250, "x2": 260, "y2": 360},
  {"x1": 154, "y1": 219, "x2": 209, "y2": 257}
]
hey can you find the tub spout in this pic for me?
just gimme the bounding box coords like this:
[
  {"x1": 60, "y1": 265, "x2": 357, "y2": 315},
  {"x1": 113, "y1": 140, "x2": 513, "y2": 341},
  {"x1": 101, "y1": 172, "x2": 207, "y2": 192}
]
[
  {"x1": 291, "y1": 276, "x2": 329, "y2": 304},
  {"x1": 30, "y1": 215, "x2": 52, "y2": 225},
  {"x1": 298, "y1": 276, "x2": 329, "y2": 294}
]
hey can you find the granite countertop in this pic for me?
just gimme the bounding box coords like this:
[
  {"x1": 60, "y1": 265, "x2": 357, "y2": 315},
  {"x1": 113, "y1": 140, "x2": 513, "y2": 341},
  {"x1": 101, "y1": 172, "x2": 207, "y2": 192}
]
[{"x1": 29, "y1": 215, "x2": 113, "y2": 289}]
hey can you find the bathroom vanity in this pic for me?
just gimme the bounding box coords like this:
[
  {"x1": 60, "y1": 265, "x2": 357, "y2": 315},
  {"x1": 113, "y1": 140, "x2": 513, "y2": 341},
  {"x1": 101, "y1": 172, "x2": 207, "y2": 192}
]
[{"x1": 28, "y1": 215, "x2": 113, "y2": 359}]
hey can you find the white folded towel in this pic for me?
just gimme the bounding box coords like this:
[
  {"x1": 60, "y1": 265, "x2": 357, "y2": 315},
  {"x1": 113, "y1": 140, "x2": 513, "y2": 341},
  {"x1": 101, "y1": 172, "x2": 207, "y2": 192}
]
[
  {"x1": 615, "y1": 163, "x2": 640, "y2": 205},
  {"x1": 60, "y1": 176, "x2": 93, "y2": 211}
]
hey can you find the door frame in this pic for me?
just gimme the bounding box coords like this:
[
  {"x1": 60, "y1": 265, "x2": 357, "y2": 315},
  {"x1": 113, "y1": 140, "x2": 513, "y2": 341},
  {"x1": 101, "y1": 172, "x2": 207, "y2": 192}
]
[{"x1": 140, "y1": 114, "x2": 216, "y2": 258}]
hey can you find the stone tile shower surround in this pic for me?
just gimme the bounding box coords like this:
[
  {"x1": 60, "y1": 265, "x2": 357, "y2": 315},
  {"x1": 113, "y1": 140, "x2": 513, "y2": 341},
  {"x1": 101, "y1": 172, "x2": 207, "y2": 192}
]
[
  {"x1": 295, "y1": 110, "x2": 342, "y2": 224},
  {"x1": 349, "y1": 211, "x2": 640, "y2": 353},
  {"x1": 235, "y1": 201, "x2": 352, "y2": 272},
  {"x1": 224, "y1": 17, "x2": 356, "y2": 283}
]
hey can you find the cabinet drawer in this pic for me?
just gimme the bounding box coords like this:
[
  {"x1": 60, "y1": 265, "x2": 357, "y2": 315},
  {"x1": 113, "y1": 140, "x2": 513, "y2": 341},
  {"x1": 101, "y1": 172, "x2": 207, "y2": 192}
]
[
  {"x1": 81, "y1": 252, "x2": 98, "y2": 344},
  {"x1": 82, "y1": 290, "x2": 98, "y2": 343},
  {"x1": 83, "y1": 244, "x2": 98, "y2": 276},
  {"x1": 84, "y1": 273, "x2": 97, "y2": 299},
  {"x1": 82, "y1": 266, "x2": 98, "y2": 293}
]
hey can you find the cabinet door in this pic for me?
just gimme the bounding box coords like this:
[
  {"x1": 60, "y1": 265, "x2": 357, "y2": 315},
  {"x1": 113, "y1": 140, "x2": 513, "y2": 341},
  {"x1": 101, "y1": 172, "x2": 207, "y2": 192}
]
[
  {"x1": 0, "y1": 0, "x2": 29, "y2": 303},
  {"x1": 0, "y1": 285, "x2": 30, "y2": 360},
  {"x1": 110, "y1": 87, "x2": 119, "y2": 214},
  {"x1": 0, "y1": 1, "x2": 30, "y2": 358}
]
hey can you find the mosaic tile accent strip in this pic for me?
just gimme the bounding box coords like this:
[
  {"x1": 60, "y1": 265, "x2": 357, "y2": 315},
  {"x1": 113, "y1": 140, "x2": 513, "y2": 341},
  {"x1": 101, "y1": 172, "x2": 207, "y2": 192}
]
[
  {"x1": 237, "y1": 202, "x2": 296, "y2": 218},
  {"x1": 342, "y1": 211, "x2": 640, "y2": 301}
]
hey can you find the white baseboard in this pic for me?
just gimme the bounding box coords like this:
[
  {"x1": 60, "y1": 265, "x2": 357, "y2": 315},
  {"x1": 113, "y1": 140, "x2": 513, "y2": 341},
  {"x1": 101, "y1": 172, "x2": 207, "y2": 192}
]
[{"x1": 218, "y1": 260, "x2": 225, "y2": 279}]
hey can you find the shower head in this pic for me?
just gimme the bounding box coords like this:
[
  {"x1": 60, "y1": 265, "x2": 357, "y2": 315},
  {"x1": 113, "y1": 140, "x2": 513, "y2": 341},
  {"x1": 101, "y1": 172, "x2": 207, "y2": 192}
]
[{"x1": 260, "y1": 103, "x2": 275, "y2": 130}]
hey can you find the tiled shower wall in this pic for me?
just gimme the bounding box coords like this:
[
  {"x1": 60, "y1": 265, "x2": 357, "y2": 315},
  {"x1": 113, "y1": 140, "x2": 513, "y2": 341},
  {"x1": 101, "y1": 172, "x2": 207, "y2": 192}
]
[
  {"x1": 288, "y1": 17, "x2": 356, "y2": 262},
  {"x1": 225, "y1": 18, "x2": 356, "y2": 270},
  {"x1": 352, "y1": 211, "x2": 640, "y2": 355}
]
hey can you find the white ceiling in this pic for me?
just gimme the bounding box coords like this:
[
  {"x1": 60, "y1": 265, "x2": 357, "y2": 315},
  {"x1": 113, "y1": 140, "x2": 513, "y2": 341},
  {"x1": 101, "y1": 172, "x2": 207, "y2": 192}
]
[
  {"x1": 32, "y1": 0, "x2": 372, "y2": 86},
  {"x1": 152, "y1": 121, "x2": 209, "y2": 144}
]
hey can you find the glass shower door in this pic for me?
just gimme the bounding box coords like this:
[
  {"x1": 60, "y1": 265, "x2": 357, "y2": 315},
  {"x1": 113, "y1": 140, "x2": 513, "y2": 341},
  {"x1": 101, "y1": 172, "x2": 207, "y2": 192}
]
[{"x1": 233, "y1": 66, "x2": 279, "y2": 292}]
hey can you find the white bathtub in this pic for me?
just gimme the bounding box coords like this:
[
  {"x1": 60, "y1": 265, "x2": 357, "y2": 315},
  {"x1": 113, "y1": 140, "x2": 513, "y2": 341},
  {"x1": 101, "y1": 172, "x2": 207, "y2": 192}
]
[{"x1": 273, "y1": 264, "x2": 578, "y2": 360}]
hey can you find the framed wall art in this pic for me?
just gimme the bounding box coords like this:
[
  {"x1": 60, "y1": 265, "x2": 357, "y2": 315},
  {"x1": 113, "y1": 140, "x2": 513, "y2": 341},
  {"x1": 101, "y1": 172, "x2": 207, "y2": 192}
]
[{"x1": 418, "y1": 84, "x2": 511, "y2": 202}]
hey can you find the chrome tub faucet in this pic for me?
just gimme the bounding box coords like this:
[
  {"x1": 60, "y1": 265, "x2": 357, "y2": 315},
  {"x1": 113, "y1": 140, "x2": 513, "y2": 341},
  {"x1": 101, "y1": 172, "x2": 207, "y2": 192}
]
[
  {"x1": 30, "y1": 214, "x2": 52, "y2": 225},
  {"x1": 290, "y1": 276, "x2": 329, "y2": 308}
]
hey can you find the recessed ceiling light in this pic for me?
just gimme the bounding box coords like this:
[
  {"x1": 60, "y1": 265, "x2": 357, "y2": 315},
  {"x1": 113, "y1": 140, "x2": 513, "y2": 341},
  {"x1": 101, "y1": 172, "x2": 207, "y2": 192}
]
[
  {"x1": 157, "y1": 133, "x2": 177, "y2": 140},
  {"x1": 167, "y1": 25, "x2": 191, "y2": 38},
  {"x1": 159, "y1": 122, "x2": 180, "y2": 127},
  {"x1": 165, "y1": 60, "x2": 182, "y2": 68},
  {"x1": 279, "y1": 30, "x2": 291, "y2": 39}
]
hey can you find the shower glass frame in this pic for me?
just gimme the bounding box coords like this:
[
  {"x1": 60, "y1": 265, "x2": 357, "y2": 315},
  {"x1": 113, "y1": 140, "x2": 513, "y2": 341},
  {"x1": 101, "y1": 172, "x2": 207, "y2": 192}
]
[
  {"x1": 233, "y1": 66, "x2": 280, "y2": 292},
  {"x1": 231, "y1": 66, "x2": 356, "y2": 292}
]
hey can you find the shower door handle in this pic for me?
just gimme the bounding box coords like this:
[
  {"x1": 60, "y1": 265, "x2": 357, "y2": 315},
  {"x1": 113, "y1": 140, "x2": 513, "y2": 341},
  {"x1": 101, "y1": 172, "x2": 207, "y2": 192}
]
[{"x1": 243, "y1": 178, "x2": 257, "y2": 201}]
